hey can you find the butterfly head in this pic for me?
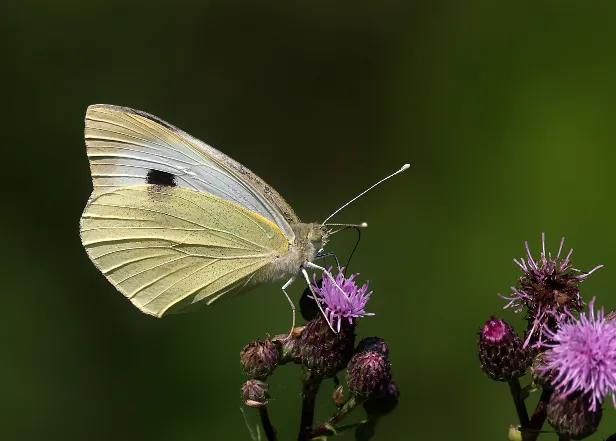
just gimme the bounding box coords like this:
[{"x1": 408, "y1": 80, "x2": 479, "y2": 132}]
[{"x1": 305, "y1": 223, "x2": 330, "y2": 250}]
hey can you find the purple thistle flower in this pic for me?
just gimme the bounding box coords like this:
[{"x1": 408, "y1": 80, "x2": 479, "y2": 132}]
[
  {"x1": 311, "y1": 268, "x2": 374, "y2": 333},
  {"x1": 499, "y1": 233, "x2": 602, "y2": 348},
  {"x1": 538, "y1": 298, "x2": 616, "y2": 412}
]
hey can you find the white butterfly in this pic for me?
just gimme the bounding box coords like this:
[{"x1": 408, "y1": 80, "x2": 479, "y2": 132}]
[{"x1": 80, "y1": 104, "x2": 408, "y2": 326}]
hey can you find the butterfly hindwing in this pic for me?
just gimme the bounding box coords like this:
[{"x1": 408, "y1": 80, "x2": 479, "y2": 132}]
[{"x1": 80, "y1": 185, "x2": 289, "y2": 316}]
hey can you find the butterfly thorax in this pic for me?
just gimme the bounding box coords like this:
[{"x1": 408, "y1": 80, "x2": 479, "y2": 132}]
[{"x1": 258, "y1": 223, "x2": 328, "y2": 283}]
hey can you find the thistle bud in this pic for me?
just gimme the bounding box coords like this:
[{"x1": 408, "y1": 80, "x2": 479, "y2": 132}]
[
  {"x1": 507, "y1": 425, "x2": 522, "y2": 441},
  {"x1": 299, "y1": 314, "x2": 355, "y2": 377},
  {"x1": 242, "y1": 379, "x2": 269, "y2": 408},
  {"x1": 477, "y1": 317, "x2": 531, "y2": 381},
  {"x1": 355, "y1": 337, "x2": 389, "y2": 358},
  {"x1": 363, "y1": 380, "x2": 400, "y2": 416},
  {"x1": 347, "y1": 349, "x2": 391, "y2": 399},
  {"x1": 332, "y1": 385, "x2": 344, "y2": 407},
  {"x1": 547, "y1": 392, "x2": 602, "y2": 440},
  {"x1": 240, "y1": 339, "x2": 279, "y2": 379}
]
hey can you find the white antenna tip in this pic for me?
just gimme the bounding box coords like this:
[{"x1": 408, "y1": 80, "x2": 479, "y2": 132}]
[
  {"x1": 401, "y1": 163, "x2": 411, "y2": 171},
  {"x1": 360, "y1": 222, "x2": 368, "y2": 228}
]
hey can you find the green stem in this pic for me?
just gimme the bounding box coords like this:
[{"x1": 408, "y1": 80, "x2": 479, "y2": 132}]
[
  {"x1": 308, "y1": 395, "x2": 364, "y2": 439},
  {"x1": 522, "y1": 388, "x2": 553, "y2": 441},
  {"x1": 508, "y1": 378, "x2": 530, "y2": 428},
  {"x1": 259, "y1": 405, "x2": 277, "y2": 441},
  {"x1": 520, "y1": 380, "x2": 539, "y2": 401},
  {"x1": 352, "y1": 416, "x2": 380, "y2": 441},
  {"x1": 297, "y1": 371, "x2": 323, "y2": 441},
  {"x1": 330, "y1": 396, "x2": 363, "y2": 426},
  {"x1": 330, "y1": 420, "x2": 368, "y2": 432},
  {"x1": 308, "y1": 419, "x2": 369, "y2": 440}
]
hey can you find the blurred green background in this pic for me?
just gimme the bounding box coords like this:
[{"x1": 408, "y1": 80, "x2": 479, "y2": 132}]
[{"x1": 4, "y1": 1, "x2": 616, "y2": 440}]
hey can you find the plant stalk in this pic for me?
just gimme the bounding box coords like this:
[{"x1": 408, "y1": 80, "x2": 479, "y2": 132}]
[
  {"x1": 508, "y1": 378, "x2": 530, "y2": 428},
  {"x1": 522, "y1": 388, "x2": 553, "y2": 441},
  {"x1": 297, "y1": 371, "x2": 323, "y2": 441},
  {"x1": 259, "y1": 405, "x2": 277, "y2": 441},
  {"x1": 309, "y1": 395, "x2": 364, "y2": 439}
]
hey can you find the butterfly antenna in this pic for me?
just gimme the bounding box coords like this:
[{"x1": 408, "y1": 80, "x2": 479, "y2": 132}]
[
  {"x1": 321, "y1": 164, "x2": 410, "y2": 226},
  {"x1": 326, "y1": 222, "x2": 368, "y2": 236},
  {"x1": 343, "y1": 227, "x2": 362, "y2": 277}
]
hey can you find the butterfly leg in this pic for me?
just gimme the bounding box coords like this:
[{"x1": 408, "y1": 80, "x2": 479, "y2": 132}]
[
  {"x1": 304, "y1": 261, "x2": 351, "y2": 303},
  {"x1": 281, "y1": 275, "x2": 297, "y2": 335},
  {"x1": 301, "y1": 268, "x2": 337, "y2": 333},
  {"x1": 300, "y1": 267, "x2": 337, "y2": 333},
  {"x1": 281, "y1": 274, "x2": 336, "y2": 335}
]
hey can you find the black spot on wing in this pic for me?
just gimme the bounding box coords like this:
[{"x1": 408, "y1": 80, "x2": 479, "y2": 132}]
[{"x1": 146, "y1": 169, "x2": 177, "y2": 187}]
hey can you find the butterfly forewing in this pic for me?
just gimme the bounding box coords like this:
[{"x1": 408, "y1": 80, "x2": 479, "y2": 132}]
[
  {"x1": 80, "y1": 185, "x2": 289, "y2": 316},
  {"x1": 85, "y1": 104, "x2": 298, "y2": 240}
]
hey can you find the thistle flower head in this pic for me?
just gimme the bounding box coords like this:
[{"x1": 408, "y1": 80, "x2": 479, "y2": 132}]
[
  {"x1": 242, "y1": 379, "x2": 269, "y2": 408},
  {"x1": 477, "y1": 317, "x2": 532, "y2": 381},
  {"x1": 547, "y1": 391, "x2": 603, "y2": 440},
  {"x1": 298, "y1": 314, "x2": 355, "y2": 377},
  {"x1": 347, "y1": 349, "x2": 391, "y2": 399},
  {"x1": 311, "y1": 268, "x2": 374, "y2": 332},
  {"x1": 500, "y1": 233, "x2": 602, "y2": 348},
  {"x1": 538, "y1": 298, "x2": 616, "y2": 412},
  {"x1": 240, "y1": 339, "x2": 279, "y2": 379}
]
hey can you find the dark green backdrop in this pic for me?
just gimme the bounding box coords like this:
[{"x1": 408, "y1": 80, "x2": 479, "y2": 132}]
[{"x1": 4, "y1": 1, "x2": 616, "y2": 440}]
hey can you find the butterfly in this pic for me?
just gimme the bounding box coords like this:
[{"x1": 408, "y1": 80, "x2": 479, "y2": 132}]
[{"x1": 80, "y1": 104, "x2": 408, "y2": 325}]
